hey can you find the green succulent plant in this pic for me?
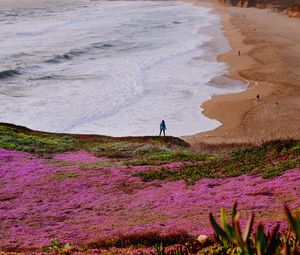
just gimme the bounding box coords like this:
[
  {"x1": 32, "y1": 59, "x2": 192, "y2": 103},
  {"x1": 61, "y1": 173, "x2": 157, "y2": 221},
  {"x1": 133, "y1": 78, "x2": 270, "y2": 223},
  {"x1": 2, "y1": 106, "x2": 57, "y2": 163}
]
[{"x1": 209, "y1": 203, "x2": 300, "y2": 255}]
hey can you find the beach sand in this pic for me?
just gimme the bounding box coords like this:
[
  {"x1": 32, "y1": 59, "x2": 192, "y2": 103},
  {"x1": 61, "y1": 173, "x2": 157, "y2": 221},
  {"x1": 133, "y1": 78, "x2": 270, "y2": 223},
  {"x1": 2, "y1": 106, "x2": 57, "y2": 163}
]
[{"x1": 183, "y1": 1, "x2": 300, "y2": 147}]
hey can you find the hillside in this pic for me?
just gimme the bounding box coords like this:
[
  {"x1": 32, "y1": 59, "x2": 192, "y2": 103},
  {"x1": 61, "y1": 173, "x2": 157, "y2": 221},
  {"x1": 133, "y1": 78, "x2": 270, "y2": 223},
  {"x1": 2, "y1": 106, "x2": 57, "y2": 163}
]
[
  {"x1": 0, "y1": 123, "x2": 299, "y2": 254},
  {"x1": 219, "y1": 0, "x2": 300, "y2": 17}
]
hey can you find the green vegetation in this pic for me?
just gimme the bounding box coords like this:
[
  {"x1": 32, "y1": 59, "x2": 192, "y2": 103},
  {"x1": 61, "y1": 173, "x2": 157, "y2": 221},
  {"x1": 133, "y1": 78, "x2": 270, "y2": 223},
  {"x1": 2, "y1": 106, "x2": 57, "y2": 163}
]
[
  {"x1": 206, "y1": 203, "x2": 300, "y2": 255},
  {"x1": 134, "y1": 140, "x2": 300, "y2": 184},
  {"x1": 0, "y1": 123, "x2": 204, "y2": 165},
  {"x1": 0, "y1": 122, "x2": 187, "y2": 155},
  {"x1": 0, "y1": 124, "x2": 77, "y2": 154},
  {"x1": 1, "y1": 123, "x2": 299, "y2": 184},
  {"x1": 53, "y1": 171, "x2": 78, "y2": 180},
  {"x1": 86, "y1": 141, "x2": 208, "y2": 164},
  {"x1": 43, "y1": 238, "x2": 72, "y2": 253}
]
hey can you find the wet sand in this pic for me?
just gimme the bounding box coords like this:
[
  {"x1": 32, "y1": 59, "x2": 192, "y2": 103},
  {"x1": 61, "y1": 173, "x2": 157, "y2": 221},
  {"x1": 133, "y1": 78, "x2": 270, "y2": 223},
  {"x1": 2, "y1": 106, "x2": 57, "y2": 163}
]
[{"x1": 183, "y1": 1, "x2": 300, "y2": 146}]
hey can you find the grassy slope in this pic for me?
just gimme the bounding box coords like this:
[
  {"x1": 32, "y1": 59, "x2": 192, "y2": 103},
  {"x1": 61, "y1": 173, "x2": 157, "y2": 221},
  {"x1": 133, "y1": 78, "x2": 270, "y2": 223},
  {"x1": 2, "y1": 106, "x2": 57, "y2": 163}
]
[
  {"x1": 1, "y1": 122, "x2": 299, "y2": 183},
  {"x1": 0, "y1": 122, "x2": 189, "y2": 154}
]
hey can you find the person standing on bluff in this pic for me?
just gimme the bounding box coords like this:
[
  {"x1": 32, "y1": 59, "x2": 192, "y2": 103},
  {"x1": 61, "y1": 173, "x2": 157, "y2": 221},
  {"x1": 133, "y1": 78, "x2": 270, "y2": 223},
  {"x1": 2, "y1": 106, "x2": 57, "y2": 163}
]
[{"x1": 159, "y1": 120, "x2": 167, "y2": 136}]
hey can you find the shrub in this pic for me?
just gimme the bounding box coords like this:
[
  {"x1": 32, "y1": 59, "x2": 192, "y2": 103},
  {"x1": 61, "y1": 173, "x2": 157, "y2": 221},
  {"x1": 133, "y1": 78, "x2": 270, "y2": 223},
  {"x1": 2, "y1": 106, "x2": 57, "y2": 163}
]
[{"x1": 134, "y1": 144, "x2": 170, "y2": 157}]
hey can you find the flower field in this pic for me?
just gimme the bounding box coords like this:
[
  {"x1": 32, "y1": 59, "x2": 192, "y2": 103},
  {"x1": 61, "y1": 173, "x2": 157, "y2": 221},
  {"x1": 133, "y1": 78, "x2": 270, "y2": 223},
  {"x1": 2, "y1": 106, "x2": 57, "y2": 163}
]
[{"x1": 0, "y1": 123, "x2": 299, "y2": 254}]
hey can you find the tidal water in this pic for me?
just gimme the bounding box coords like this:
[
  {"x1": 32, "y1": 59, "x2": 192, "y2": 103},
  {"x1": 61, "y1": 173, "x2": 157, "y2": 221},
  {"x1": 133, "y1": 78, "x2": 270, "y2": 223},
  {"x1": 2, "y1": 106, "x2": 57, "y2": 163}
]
[{"x1": 0, "y1": 0, "x2": 245, "y2": 136}]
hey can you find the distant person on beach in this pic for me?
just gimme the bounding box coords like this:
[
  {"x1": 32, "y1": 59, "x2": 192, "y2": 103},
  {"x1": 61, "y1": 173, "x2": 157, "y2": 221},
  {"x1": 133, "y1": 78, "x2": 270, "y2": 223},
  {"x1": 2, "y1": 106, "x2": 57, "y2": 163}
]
[
  {"x1": 238, "y1": 50, "x2": 241, "y2": 56},
  {"x1": 256, "y1": 94, "x2": 260, "y2": 101},
  {"x1": 159, "y1": 120, "x2": 167, "y2": 136}
]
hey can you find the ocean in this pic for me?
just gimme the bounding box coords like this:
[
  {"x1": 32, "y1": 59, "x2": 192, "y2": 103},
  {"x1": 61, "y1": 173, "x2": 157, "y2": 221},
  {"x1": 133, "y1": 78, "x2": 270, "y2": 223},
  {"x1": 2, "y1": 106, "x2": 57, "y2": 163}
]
[{"x1": 0, "y1": 0, "x2": 245, "y2": 136}]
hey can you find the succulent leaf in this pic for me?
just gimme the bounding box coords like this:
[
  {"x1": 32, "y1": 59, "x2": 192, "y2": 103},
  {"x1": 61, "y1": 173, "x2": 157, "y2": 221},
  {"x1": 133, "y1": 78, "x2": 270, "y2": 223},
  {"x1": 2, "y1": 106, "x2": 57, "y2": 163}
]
[
  {"x1": 209, "y1": 212, "x2": 229, "y2": 242},
  {"x1": 285, "y1": 205, "x2": 300, "y2": 242},
  {"x1": 243, "y1": 214, "x2": 254, "y2": 242},
  {"x1": 256, "y1": 224, "x2": 267, "y2": 255},
  {"x1": 221, "y1": 208, "x2": 228, "y2": 229},
  {"x1": 266, "y1": 224, "x2": 280, "y2": 255},
  {"x1": 233, "y1": 212, "x2": 247, "y2": 251},
  {"x1": 232, "y1": 202, "x2": 238, "y2": 222}
]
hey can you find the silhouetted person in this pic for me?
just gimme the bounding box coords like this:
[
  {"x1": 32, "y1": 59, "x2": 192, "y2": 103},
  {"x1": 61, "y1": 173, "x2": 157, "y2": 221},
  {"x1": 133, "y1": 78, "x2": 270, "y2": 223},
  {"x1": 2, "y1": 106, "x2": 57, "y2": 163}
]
[
  {"x1": 256, "y1": 94, "x2": 260, "y2": 101},
  {"x1": 159, "y1": 120, "x2": 167, "y2": 136},
  {"x1": 238, "y1": 50, "x2": 241, "y2": 56}
]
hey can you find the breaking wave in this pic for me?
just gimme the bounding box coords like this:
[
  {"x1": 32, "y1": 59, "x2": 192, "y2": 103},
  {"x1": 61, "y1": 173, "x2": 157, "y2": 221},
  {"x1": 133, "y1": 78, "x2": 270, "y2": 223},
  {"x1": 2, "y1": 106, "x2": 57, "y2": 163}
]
[
  {"x1": 0, "y1": 69, "x2": 21, "y2": 79},
  {"x1": 44, "y1": 54, "x2": 72, "y2": 63}
]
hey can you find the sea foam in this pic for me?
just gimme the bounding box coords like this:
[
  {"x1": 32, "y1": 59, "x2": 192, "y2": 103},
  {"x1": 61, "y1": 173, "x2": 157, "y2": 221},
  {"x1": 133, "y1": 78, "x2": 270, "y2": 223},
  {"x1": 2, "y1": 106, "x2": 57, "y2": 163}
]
[{"x1": 0, "y1": 1, "x2": 245, "y2": 136}]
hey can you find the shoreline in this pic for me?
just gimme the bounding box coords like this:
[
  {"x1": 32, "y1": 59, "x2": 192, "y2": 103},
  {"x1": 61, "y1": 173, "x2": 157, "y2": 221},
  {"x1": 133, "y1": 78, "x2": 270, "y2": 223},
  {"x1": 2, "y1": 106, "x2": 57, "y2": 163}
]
[
  {"x1": 1, "y1": 0, "x2": 299, "y2": 141},
  {"x1": 1, "y1": 0, "x2": 247, "y2": 138},
  {"x1": 183, "y1": 0, "x2": 300, "y2": 146}
]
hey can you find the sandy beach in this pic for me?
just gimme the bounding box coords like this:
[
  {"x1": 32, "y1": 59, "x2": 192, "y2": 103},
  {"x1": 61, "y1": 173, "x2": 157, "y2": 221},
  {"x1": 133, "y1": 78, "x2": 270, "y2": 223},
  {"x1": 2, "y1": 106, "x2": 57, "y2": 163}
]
[{"x1": 183, "y1": 1, "x2": 300, "y2": 146}]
